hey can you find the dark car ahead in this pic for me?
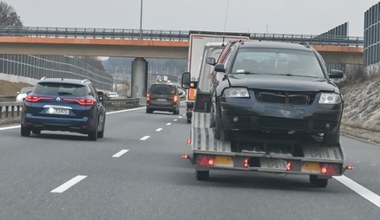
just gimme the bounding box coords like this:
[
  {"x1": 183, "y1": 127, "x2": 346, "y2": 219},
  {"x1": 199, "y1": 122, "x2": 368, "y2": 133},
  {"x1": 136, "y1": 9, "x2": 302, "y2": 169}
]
[
  {"x1": 211, "y1": 41, "x2": 344, "y2": 144},
  {"x1": 146, "y1": 82, "x2": 180, "y2": 115},
  {"x1": 21, "y1": 78, "x2": 106, "y2": 141}
]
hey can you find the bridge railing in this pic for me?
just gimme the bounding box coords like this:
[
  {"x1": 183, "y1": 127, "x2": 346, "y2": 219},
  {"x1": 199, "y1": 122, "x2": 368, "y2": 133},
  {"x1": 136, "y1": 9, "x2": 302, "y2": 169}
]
[
  {"x1": 0, "y1": 26, "x2": 189, "y2": 41},
  {"x1": 0, "y1": 26, "x2": 364, "y2": 46}
]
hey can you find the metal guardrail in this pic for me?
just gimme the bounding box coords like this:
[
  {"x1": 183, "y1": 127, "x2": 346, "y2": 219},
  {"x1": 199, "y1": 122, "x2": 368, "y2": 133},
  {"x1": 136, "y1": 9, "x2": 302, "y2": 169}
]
[
  {"x1": 0, "y1": 26, "x2": 364, "y2": 46},
  {"x1": 0, "y1": 98, "x2": 141, "y2": 125},
  {"x1": 0, "y1": 96, "x2": 16, "y2": 102},
  {"x1": 103, "y1": 99, "x2": 140, "y2": 110},
  {"x1": 0, "y1": 102, "x2": 22, "y2": 119}
]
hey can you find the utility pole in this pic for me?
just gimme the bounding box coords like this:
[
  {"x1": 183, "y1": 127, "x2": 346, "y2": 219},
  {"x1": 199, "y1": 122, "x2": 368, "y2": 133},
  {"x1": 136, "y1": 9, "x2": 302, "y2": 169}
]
[{"x1": 140, "y1": 0, "x2": 143, "y2": 39}]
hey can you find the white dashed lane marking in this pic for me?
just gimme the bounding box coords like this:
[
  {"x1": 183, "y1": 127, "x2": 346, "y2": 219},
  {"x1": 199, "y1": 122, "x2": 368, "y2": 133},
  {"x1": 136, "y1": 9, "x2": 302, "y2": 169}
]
[
  {"x1": 112, "y1": 149, "x2": 129, "y2": 158},
  {"x1": 140, "y1": 136, "x2": 150, "y2": 141},
  {"x1": 166, "y1": 123, "x2": 171, "y2": 126},
  {"x1": 173, "y1": 119, "x2": 178, "y2": 122},
  {"x1": 156, "y1": 128, "x2": 163, "y2": 132},
  {"x1": 51, "y1": 175, "x2": 87, "y2": 193}
]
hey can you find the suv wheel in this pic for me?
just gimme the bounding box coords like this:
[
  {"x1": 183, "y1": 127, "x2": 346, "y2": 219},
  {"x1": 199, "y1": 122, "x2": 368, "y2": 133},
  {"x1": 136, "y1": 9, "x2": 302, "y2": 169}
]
[
  {"x1": 21, "y1": 125, "x2": 31, "y2": 137},
  {"x1": 146, "y1": 108, "x2": 153, "y2": 114},
  {"x1": 97, "y1": 117, "x2": 105, "y2": 138},
  {"x1": 32, "y1": 129, "x2": 41, "y2": 135},
  {"x1": 88, "y1": 128, "x2": 98, "y2": 141}
]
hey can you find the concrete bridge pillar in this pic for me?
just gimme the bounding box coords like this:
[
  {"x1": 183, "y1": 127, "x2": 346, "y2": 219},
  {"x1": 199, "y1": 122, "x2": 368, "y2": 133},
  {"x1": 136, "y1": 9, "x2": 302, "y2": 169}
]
[{"x1": 131, "y1": 58, "x2": 148, "y2": 98}]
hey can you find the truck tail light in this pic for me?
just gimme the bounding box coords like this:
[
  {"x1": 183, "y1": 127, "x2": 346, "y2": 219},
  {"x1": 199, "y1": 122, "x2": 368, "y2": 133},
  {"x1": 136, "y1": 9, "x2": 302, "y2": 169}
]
[
  {"x1": 321, "y1": 164, "x2": 338, "y2": 175},
  {"x1": 197, "y1": 155, "x2": 215, "y2": 167}
]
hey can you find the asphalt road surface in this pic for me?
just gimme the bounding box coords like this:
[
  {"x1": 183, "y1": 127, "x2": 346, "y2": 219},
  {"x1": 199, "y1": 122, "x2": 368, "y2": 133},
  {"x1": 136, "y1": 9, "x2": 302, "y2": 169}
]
[{"x1": 0, "y1": 105, "x2": 379, "y2": 220}]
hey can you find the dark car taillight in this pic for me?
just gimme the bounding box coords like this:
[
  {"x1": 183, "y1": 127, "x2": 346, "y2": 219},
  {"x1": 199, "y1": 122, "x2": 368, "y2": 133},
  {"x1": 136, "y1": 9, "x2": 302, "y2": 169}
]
[
  {"x1": 146, "y1": 93, "x2": 151, "y2": 102},
  {"x1": 63, "y1": 98, "x2": 95, "y2": 106},
  {"x1": 25, "y1": 95, "x2": 54, "y2": 103},
  {"x1": 173, "y1": 95, "x2": 179, "y2": 103}
]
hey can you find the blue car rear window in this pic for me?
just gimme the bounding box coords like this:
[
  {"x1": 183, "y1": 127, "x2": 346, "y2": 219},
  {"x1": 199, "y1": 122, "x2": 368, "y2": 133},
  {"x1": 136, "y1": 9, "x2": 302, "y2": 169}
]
[{"x1": 34, "y1": 83, "x2": 87, "y2": 96}]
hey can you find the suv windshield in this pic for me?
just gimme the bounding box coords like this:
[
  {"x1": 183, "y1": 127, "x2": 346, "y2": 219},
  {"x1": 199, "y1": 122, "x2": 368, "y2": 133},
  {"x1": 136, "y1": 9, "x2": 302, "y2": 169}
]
[
  {"x1": 231, "y1": 48, "x2": 325, "y2": 78},
  {"x1": 34, "y1": 82, "x2": 87, "y2": 96},
  {"x1": 150, "y1": 84, "x2": 176, "y2": 95}
]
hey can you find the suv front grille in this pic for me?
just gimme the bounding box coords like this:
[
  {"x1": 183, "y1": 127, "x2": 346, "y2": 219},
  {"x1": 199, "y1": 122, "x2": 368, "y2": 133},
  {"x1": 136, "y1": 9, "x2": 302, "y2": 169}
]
[{"x1": 255, "y1": 90, "x2": 315, "y2": 105}]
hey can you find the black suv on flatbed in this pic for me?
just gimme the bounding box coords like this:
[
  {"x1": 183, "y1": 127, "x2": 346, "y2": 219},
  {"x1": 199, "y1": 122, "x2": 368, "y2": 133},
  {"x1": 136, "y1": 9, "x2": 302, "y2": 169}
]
[
  {"x1": 211, "y1": 41, "x2": 344, "y2": 144},
  {"x1": 21, "y1": 78, "x2": 106, "y2": 141}
]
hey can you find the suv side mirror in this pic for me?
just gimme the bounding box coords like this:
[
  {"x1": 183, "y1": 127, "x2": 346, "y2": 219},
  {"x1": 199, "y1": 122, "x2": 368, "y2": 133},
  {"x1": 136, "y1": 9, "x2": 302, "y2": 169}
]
[
  {"x1": 181, "y1": 72, "x2": 191, "y2": 89},
  {"x1": 97, "y1": 91, "x2": 104, "y2": 101},
  {"x1": 329, "y1": 69, "x2": 344, "y2": 79},
  {"x1": 214, "y1": 63, "x2": 226, "y2": 73},
  {"x1": 206, "y1": 57, "x2": 216, "y2": 66}
]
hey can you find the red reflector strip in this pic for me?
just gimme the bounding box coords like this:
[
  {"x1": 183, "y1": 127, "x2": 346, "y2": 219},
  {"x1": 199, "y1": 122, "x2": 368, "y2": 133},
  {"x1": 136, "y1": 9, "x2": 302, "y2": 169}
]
[
  {"x1": 244, "y1": 158, "x2": 249, "y2": 168},
  {"x1": 287, "y1": 161, "x2": 293, "y2": 171}
]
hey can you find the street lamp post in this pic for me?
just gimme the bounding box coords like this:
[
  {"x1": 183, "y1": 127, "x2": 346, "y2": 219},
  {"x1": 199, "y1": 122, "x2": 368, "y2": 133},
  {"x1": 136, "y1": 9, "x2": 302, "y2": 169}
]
[{"x1": 139, "y1": 0, "x2": 143, "y2": 39}]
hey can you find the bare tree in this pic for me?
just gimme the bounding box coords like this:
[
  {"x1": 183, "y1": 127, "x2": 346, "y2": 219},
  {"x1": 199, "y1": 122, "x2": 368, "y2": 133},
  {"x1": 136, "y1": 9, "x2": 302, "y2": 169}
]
[{"x1": 0, "y1": 1, "x2": 23, "y2": 27}]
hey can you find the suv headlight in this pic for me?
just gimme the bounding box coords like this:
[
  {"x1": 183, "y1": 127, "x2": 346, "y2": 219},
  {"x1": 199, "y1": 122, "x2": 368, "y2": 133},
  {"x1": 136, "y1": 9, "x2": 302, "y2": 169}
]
[
  {"x1": 319, "y1": 93, "x2": 341, "y2": 104},
  {"x1": 223, "y1": 88, "x2": 250, "y2": 98}
]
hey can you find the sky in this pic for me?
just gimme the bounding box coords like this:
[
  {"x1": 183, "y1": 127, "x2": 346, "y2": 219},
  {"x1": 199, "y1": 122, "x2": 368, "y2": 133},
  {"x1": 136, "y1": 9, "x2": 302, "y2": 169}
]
[{"x1": 3, "y1": 0, "x2": 380, "y2": 37}]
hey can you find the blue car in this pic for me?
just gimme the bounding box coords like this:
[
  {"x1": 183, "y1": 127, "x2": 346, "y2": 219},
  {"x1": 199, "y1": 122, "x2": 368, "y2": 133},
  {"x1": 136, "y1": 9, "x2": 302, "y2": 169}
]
[{"x1": 20, "y1": 78, "x2": 106, "y2": 141}]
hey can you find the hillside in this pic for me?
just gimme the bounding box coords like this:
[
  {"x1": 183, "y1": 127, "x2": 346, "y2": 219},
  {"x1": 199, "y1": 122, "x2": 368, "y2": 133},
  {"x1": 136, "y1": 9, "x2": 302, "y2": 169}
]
[
  {"x1": 340, "y1": 75, "x2": 380, "y2": 142},
  {"x1": 0, "y1": 80, "x2": 32, "y2": 96}
]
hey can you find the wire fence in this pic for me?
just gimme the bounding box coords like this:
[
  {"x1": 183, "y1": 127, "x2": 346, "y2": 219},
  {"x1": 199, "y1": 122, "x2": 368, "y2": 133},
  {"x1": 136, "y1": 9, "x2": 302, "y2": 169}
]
[{"x1": 0, "y1": 54, "x2": 113, "y2": 90}]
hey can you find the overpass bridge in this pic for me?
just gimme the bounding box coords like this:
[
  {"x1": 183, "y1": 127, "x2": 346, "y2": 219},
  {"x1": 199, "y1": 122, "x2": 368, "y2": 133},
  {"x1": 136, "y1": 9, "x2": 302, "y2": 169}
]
[{"x1": 0, "y1": 26, "x2": 364, "y2": 97}]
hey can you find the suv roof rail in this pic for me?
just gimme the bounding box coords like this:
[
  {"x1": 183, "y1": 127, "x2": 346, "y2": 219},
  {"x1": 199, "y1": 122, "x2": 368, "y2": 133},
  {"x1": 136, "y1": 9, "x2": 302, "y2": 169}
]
[
  {"x1": 299, "y1": 42, "x2": 311, "y2": 48},
  {"x1": 82, "y1": 79, "x2": 90, "y2": 84}
]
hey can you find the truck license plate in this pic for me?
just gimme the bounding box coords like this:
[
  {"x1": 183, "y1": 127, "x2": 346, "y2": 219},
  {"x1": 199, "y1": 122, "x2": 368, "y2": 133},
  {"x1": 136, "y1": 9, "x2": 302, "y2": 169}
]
[
  {"x1": 302, "y1": 162, "x2": 320, "y2": 173},
  {"x1": 260, "y1": 159, "x2": 287, "y2": 170},
  {"x1": 214, "y1": 156, "x2": 233, "y2": 167}
]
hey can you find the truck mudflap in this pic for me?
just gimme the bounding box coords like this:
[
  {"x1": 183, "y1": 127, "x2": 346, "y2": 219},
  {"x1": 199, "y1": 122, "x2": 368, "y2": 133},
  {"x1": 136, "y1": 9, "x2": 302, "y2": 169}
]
[{"x1": 189, "y1": 112, "x2": 346, "y2": 177}]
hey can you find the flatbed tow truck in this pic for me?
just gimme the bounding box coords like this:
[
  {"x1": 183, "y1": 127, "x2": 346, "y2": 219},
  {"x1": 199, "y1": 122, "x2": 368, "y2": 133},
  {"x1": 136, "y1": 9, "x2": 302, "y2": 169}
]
[{"x1": 182, "y1": 40, "x2": 352, "y2": 187}]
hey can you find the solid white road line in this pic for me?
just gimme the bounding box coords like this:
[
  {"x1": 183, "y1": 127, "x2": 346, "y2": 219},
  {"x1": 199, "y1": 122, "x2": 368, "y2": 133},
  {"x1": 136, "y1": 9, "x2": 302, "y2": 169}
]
[
  {"x1": 51, "y1": 175, "x2": 87, "y2": 193},
  {"x1": 0, "y1": 125, "x2": 20, "y2": 131},
  {"x1": 140, "y1": 136, "x2": 150, "y2": 141},
  {"x1": 334, "y1": 175, "x2": 380, "y2": 208},
  {"x1": 166, "y1": 123, "x2": 171, "y2": 126},
  {"x1": 0, "y1": 107, "x2": 144, "y2": 131},
  {"x1": 156, "y1": 128, "x2": 163, "y2": 132},
  {"x1": 112, "y1": 149, "x2": 129, "y2": 158},
  {"x1": 106, "y1": 107, "x2": 145, "y2": 115}
]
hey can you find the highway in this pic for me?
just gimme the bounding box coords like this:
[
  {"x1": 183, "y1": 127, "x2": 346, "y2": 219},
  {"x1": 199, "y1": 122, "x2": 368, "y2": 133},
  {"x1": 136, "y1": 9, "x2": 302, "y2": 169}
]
[{"x1": 0, "y1": 105, "x2": 379, "y2": 220}]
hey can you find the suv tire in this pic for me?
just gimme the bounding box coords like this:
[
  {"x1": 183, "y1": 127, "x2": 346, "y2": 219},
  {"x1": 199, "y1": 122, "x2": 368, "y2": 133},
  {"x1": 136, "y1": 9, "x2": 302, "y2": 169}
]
[{"x1": 21, "y1": 125, "x2": 31, "y2": 137}]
